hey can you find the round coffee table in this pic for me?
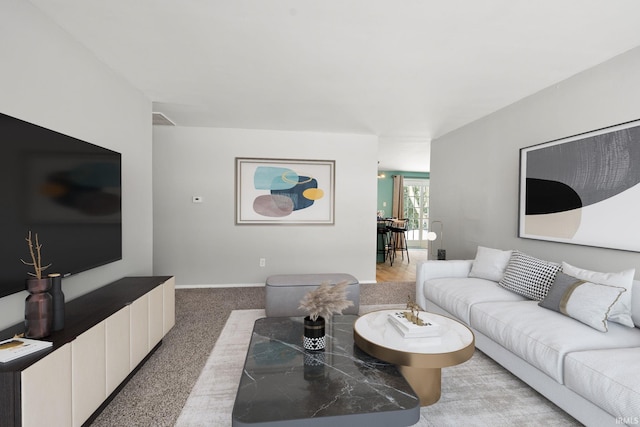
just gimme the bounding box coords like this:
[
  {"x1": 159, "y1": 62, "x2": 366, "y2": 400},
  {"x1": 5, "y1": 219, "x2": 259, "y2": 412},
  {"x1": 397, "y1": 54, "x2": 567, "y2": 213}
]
[{"x1": 353, "y1": 309, "x2": 475, "y2": 406}]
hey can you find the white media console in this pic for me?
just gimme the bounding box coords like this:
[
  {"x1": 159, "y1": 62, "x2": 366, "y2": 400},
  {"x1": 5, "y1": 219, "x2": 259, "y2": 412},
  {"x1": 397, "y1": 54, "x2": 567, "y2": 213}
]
[{"x1": 0, "y1": 276, "x2": 175, "y2": 427}]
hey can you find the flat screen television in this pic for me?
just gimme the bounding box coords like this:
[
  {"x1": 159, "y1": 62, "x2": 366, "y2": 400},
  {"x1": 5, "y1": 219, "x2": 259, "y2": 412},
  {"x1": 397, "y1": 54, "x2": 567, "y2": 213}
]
[{"x1": 0, "y1": 112, "x2": 122, "y2": 298}]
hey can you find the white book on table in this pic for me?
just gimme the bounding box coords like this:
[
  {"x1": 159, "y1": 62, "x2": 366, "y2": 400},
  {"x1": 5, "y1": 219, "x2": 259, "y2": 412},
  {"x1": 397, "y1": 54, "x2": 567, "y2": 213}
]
[
  {"x1": 388, "y1": 312, "x2": 442, "y2": 338},
  {"x1": 0, "y1": 337, "x2": 53, "y2": 363}
]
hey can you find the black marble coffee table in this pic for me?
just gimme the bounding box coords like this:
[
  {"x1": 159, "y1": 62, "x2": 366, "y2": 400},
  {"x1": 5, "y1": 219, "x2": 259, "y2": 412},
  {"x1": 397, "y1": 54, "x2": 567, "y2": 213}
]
[{"x1": 232, "y1": 315, "x2": 420, "y2": 427}]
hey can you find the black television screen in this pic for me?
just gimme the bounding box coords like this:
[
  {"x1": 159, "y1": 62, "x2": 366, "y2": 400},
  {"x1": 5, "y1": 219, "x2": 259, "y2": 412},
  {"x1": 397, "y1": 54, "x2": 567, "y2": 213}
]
[{"x1": 0, "y1": 112, "x2": 122, "y2": 298}]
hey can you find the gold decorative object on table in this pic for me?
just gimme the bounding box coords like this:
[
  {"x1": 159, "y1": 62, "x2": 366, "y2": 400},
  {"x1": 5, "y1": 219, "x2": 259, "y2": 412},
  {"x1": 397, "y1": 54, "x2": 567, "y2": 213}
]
[
  {"x1": 403, "y1": 295, "x2": 427, "y2": 326},
  {"x1": 387, "y1": 296, "x2": 440, "y2": 339}
]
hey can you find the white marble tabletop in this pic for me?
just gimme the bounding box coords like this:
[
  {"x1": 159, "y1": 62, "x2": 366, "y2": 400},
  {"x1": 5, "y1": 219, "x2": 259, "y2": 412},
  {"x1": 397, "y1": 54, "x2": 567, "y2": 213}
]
[{"x1": 354, "y1": 309, "x2": 474, "y2": 355}]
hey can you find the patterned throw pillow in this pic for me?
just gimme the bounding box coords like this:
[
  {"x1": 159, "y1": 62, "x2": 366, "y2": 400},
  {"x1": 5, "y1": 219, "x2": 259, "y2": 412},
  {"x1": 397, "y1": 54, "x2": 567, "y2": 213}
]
[
  {"x1": 539, "y1": 272, "x2": 626, "y2": 332},
  {"x1": 498, "y1": 251, "x2": 561, "y2": 301}
]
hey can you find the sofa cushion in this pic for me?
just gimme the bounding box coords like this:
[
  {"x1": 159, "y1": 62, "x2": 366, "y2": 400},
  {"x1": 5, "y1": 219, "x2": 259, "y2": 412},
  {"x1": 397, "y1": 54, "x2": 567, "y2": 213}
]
[
  {"x1": 265, "y1": 273, "x2": 359, "y2": 317},
  {"x1": 564, "y1": 347, "x2": 640, "y2": 419},
  {"x1": 562, "y1": 262, "x2": 635, "y2": 328},
  {"x1": 633, "y1": 280, "x2": 640, "y2": 327},
  {"x1": 539, "y1": 272, "x2": 626, "y2": 332},
  {"x1": 469, "y1": 300, "x2": 640, "y2": 383},
  {"x1": 498, "y1": 251, "x2": 561, "y2": 301},
  {"x1": 424, "y1": 277, "x2": 527, "y2": 324},
  {"x1": 468, "y1": 246, "x2": 512, "y2": 282}
]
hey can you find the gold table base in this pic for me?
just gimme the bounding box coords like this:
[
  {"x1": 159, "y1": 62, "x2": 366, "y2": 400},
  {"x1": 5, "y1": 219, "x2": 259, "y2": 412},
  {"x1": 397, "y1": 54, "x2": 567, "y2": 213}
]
[
  {"x1": 398, "y1": 365, "x2": 442, "y2": 406},
  {"x1": 353, "y1": 310, "x2": 475, "y2": 407}
]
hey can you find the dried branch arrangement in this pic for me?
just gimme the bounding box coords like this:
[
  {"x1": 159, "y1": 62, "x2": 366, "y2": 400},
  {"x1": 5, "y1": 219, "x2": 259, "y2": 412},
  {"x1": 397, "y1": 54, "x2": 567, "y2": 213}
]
[
  {"x1": 299, "y1": 280, "x2": 354, "y2": 321},
  {"x1": 20, "y1": 231, "x2": 51, "y2": 279}
]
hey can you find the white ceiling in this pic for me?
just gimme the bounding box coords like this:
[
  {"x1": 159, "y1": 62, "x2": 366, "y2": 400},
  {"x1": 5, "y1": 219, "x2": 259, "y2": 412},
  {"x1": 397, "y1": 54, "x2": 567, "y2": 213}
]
[{"x1": 27, "y1": 0, "x2": 640, "y2": 172}]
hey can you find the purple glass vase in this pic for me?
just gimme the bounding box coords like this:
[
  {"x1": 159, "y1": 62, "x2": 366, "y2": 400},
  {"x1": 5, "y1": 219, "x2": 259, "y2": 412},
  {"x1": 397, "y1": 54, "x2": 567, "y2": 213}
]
[{"x1": 25, "y1": 277, "x2": 53, "y2": 338}]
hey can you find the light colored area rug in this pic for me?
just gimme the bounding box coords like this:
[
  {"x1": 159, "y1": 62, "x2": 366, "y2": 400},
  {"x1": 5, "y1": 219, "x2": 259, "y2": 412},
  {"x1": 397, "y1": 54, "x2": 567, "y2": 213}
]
[{"x1": 176, "y1": 306, "x2": 581, "y2": 427}]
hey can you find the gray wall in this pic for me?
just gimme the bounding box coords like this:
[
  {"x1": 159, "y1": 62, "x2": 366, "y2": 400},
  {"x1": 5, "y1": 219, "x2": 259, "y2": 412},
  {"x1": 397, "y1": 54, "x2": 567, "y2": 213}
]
[
  {"x1": 430, "y1": 46, "x2": 640, "y2": 276},
  {"x1": 153, "y1": 126, "x2": 378, "y2": 286},
  {"x1": 0, "y1": 2, "x2": 153, "y2": 329}
]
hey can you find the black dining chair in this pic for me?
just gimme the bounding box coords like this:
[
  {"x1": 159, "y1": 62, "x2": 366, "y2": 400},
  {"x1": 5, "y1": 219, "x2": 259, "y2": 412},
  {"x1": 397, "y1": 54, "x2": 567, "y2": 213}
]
[
  {"x1": 388, "y1": 219, "x2": 410, "y2": 264},
  {"x1": 377, "y1": 221, "x2": 393, "y2": 264}
]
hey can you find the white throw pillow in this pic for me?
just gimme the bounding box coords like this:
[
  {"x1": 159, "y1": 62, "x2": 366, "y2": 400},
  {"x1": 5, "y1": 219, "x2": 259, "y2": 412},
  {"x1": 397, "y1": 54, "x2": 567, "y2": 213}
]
[
  {"x1": 539, "y1": 272, "x2": 626, "y2": 332},
  {"x1": 468, "y1": 246, "x2": 513, "y2": 282},
  {"x1": 561, "y1": 262, "x2": 635, "y2": 328}
]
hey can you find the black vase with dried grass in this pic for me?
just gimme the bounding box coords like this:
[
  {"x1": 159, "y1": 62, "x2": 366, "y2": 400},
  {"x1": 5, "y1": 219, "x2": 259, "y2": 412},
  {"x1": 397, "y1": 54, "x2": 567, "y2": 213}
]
[{"x1": 299, "y1": 281, "x2": 354, "y2": 351}]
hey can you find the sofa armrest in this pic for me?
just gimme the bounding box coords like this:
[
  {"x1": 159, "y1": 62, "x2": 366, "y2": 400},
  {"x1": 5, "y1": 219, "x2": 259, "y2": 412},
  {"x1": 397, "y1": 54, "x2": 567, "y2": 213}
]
[{"x1": 415, "y1": 260, "x2": 473, "y2": 308}]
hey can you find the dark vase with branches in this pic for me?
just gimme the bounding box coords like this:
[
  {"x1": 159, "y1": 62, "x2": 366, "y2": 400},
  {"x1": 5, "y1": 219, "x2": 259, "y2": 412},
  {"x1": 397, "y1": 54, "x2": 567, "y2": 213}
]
[{"x1": 21, "y1": 231, "x2": 53, "y2": 338}]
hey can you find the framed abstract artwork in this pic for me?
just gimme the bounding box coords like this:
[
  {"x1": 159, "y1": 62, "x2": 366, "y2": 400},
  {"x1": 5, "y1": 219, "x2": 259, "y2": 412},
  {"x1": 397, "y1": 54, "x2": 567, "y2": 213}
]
[
  {"x1": 235, "y1": 157, "x2": 335, "y2": 225},
  {"x1": 519, "y1": 119, "x2": 640, "y2": 252}
]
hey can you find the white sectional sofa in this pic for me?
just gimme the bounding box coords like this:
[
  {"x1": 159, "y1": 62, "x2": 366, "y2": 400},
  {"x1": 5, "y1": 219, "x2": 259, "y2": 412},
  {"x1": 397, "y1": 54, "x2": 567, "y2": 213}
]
[{"x1": 416, "y1": 249, "x2": 640, "y2": 427}]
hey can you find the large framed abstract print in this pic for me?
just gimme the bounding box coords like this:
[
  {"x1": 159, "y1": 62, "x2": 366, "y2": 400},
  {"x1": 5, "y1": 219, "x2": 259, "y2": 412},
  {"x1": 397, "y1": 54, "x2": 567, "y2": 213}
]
[
  {"x1": 519, "y1": 119, "x2": 640, "y2": 252},
  {"x1": 236, "y1": 158, "x2": 335, "y2": 225}
]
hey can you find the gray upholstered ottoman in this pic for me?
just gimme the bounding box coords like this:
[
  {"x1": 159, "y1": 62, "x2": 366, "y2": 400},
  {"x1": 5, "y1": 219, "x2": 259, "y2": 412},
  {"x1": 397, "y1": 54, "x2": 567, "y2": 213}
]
[{"x1": 265, "y1": 273, "x2": 360, "y2": 317}]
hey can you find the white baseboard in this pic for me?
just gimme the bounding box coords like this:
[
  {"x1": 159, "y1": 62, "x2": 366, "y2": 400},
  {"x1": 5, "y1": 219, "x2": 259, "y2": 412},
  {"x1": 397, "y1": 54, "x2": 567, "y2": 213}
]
[
  {"x1": 176, "y1": 283, "x2": 265, "y2": 289},
  {"x1": 177, "y1": 279, "x2": 379, "y2": 289}
]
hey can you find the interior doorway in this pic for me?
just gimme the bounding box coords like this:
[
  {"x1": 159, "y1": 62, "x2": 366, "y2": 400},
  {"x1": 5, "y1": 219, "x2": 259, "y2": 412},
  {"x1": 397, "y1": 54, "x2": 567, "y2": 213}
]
[{"x1": 403, "y1": 178, "x2": 429, "y2": 248}]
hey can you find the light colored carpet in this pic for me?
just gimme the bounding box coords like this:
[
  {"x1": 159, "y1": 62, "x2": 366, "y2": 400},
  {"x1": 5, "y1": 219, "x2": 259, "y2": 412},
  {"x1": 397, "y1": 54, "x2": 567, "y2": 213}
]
[
  {"x1": 176, "y1": 306, "x2": 581, "y2": 427},
  {"x1": 89, "y1": 284, "x2": 413, "y2": 426}
]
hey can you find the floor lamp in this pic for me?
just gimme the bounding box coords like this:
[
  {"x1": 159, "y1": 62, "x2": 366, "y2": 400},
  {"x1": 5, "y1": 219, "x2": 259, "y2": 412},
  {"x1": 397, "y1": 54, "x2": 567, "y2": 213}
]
[{"x1": 427, "y1": 221, "x2": 446, "y2": 260}]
